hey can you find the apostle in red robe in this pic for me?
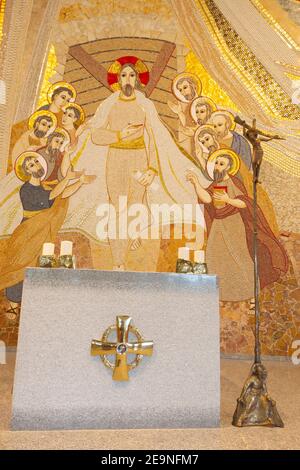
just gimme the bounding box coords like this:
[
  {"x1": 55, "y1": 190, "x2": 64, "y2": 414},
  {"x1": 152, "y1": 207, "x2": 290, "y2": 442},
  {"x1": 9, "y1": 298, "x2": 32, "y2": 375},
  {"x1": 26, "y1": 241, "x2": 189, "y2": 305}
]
[{"x1": 186, "y1": 150, "x2": 288, "y2": 301}]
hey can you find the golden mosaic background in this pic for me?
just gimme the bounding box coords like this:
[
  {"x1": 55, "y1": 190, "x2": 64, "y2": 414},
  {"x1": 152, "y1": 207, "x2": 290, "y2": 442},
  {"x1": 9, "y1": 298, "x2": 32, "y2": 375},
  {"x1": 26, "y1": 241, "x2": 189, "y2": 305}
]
[{"x1": 197, "y1": 0, "x2": 300, "y2": 120}]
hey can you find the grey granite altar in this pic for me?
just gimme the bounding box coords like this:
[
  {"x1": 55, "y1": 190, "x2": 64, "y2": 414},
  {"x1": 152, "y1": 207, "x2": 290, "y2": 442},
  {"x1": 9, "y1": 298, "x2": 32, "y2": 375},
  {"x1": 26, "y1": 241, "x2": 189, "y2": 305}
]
[{"x1": 12, "y1": 268, "x2": 220, "y2": 430}]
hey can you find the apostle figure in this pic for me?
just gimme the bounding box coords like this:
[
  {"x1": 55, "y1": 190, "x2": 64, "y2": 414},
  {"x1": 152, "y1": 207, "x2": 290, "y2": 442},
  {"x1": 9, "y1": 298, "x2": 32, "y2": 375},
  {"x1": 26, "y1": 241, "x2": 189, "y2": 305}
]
[
  {"x1": 194, "y1": 124, "x2": 220, "y2": 176},
  {"x1": 61, "y1": 103, "x2": 87, "y2": 148},
  {"x1": 197, "y1": 117, "x2": 279, "y2": 236},
  {"x1": 11, "y1": 110, "x2": 57, "y2": 166},
  {"x1": 210, "y1": 110, "x2": 252, "y2": 169},
  {"x1": 190, "y1": 96, "x2": 217, "y2": 127},
  {"x1": 37, "y1": 128, "x2": 71, "y2": 183},
  {"x1": 0, "y1": 127, "x2": 71, "y2": 237},
  {"x1": 167, "y1": 72, "x2": 202, "y2": 155},
  {"x1": 0, "y1": 127, "x2": 67, "y2": 236},
  {"x1": 66, "y1": 56, "x2": 210, "y2": 270},
  {"x1": 38, "y1": 81, "x2": 77, "y2": 126},
  {"x1": 7, "y1": 81, "x2": 76, "y2": 175},
  {"x1": 0, "y1": 152, "x2": 95, "y2": 319},
  {"x1": 186, "y1": 149, "x2": 288, "y2": 301}
]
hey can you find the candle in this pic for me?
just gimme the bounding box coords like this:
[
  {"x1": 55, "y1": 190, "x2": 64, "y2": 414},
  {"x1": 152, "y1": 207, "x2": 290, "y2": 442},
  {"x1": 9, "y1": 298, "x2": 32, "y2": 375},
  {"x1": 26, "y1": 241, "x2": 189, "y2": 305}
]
[
  {"x1": 60, "y1": 241, "x2": 73, "y2": 256},
  {"x1": 194, "y1": 250, "x2": 205, "y2": 263},
  {"x1": 178, "y1": 247, "x2": 190, "y2": 261},
  {"x1": 42, "y1": 242, "x2": 55, "y2": 256}
]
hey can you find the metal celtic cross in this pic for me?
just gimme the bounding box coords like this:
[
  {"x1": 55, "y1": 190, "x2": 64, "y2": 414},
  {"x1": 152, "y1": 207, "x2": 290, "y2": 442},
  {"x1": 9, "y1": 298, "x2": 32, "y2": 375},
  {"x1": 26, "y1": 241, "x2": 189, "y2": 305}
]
[{"x1": 91, "y1": 315, "x2": 153, "y2": 381}]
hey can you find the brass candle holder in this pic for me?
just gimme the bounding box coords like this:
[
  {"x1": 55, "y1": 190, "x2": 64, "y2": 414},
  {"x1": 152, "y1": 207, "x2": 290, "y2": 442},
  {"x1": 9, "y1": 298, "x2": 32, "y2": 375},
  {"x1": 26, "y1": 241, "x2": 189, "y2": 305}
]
[
  {"x1": 176, "y1": 258, "x2": 193, "y2": 273},
  {"x1": 38, "y1": 255, "x2": 57, "y2": 268},
  {"x1": 193, "y1": 262, "x2": 208, "y2": 274},
  {"x1": 58, "y1": 254, "x2": 76, "y2": 269}
]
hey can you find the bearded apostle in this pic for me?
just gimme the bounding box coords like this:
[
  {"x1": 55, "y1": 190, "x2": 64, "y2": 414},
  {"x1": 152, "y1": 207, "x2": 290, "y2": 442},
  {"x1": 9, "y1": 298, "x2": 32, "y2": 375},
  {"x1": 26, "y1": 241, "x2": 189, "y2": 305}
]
[
  {"x1": 11, "y1": 110, "x2": 57, "y2": 166},
  {"x1": 0, "y1": 152, "x2": 95, "y2": 319},
  {"x1": 167, "y1": 73, "x2": 202, "y2": 155},
  {"x1": 210, "y1": 110, "x2": 252, "y2": 169},
  {"x1": 37, "y1": 128, "x2": 71, "y2": 183},
  {"x1": 186, "y1": 150, "x2": 288, "y2": 301},
  {"x1": 194, "y1": 124, "x2": 220, "y2": 177},
  {"x1": 8, "y1": 82, "x2": 77, "y2": 174},
  {"x1": 190, "y1": 96, "x2": 217, "y2": 127}
]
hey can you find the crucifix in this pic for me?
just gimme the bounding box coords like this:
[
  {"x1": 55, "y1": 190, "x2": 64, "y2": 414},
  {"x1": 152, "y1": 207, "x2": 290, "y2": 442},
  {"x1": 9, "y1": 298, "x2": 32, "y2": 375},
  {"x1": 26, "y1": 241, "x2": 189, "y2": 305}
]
[
  {"x1": 232, "y1": 116, "x2": 284, "y2": 428},
  {"x1": 91, "y1": 315, "x2": 154, "y2": 381}
]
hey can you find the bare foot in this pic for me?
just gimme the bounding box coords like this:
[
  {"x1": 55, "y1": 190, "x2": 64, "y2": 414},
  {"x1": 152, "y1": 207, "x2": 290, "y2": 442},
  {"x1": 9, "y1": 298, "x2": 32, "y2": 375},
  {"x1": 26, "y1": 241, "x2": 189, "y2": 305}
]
[
  {"x1": 248, "y1": 298, "x2": 255, "y2": 315},
  {"x1": 5, "y1": 303, "x2": 21, "y2": 322},
  {"x1": 113, "y1": 265, "x2": 125, "y2": 271},
  {"x1": 130, "y1": 238, "x2": 142, "y2": 251}
]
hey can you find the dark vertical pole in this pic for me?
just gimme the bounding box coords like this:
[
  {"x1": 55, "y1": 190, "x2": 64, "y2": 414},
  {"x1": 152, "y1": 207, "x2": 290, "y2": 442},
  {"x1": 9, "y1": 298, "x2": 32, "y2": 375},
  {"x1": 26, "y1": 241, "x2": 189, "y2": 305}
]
[
  {"x1": 253, "y1": 167, "x2": 261, "y2": 364},
  {"x1": 251, "y1": 118, "x2": 261, "y2": 364}
]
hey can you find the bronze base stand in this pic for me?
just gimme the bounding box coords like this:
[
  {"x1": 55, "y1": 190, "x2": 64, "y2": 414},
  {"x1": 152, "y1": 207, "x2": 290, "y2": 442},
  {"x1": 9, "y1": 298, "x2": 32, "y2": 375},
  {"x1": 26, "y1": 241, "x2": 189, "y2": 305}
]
[{"x1": 232, "y1": 362, "x2": 284, "y2": 427}]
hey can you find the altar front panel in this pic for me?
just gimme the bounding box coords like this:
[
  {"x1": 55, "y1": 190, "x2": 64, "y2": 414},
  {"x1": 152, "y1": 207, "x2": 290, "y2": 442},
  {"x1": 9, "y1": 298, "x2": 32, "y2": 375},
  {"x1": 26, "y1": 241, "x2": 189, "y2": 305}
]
[{"x1": 12, "y1": 269, "x2": 220, "y2": 430}]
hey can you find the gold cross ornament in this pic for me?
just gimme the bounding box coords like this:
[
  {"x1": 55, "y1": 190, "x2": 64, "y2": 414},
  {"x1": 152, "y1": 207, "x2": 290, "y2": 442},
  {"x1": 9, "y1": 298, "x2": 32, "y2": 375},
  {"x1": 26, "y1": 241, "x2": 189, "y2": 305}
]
[{"x1": 91, "y1": 315, "x2": 153, "y2": 381}]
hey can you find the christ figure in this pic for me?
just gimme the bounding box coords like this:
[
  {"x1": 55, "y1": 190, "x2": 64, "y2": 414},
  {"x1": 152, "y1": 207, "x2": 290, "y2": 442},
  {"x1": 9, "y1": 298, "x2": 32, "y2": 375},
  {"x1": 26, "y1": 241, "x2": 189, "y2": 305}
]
[{"x1": 91, "y1": 63, "x2": 157, "y2": 270}]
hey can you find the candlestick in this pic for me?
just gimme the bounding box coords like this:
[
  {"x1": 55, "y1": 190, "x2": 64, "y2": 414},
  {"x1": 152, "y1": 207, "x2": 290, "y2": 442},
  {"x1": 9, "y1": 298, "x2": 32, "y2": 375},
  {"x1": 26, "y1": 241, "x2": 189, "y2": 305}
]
[
  {"x1": 176, "y1": 247, "x2": 193, "y2": 273},
  {"x1": 178, "y1": 247, "x2": 190, "y2": 261},
  {"x1": 39, "y1": 243, "x2": 56, "y2": 268},
  {"x1": 59, "y1": 241, "x2": 75, "y2": 268},
  {"x1": 194, "y1": 250, "x2": 205, "y2": 263},
  {"x1": 60, "y1": 240, "x2": 73, "y2": 256},
  {"x1": 193, "y1": 249, "x2": 208, "y2": 274},
  {"x1": 42, "y1": 242, "x2": 55, "y2": 256}
]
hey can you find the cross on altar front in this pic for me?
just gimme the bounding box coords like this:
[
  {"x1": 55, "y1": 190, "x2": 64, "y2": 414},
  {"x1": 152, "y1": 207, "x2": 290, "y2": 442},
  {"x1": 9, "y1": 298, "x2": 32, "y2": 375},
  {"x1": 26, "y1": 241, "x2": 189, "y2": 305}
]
[{"x1": 91, "y1": 315, "x2": 153, "y2": 381}]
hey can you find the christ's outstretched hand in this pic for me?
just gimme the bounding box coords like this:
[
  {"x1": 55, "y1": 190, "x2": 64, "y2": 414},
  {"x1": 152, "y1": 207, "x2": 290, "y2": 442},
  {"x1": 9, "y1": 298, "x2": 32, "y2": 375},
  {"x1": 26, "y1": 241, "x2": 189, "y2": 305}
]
[{"x1": 138, "y1": 169, "x2": 156, "y2": 186}]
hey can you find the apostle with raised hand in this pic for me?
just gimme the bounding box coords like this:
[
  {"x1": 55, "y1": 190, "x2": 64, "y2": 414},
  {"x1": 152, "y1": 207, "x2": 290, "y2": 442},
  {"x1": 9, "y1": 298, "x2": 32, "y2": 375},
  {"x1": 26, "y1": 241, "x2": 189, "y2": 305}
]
[
  {"x1": 0, "y1": 151, "x2": 95, "y2": 320},
  {"x1": 186, "y1": 149, "x2": 288, "y2": 301}
]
